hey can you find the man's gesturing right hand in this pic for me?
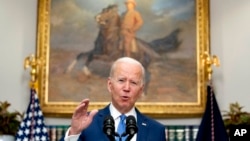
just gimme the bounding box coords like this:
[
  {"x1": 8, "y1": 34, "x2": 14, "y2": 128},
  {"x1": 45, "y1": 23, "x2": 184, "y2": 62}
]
[{"x1": 69, "y1": 99, "x2": 98, "y2": 135}]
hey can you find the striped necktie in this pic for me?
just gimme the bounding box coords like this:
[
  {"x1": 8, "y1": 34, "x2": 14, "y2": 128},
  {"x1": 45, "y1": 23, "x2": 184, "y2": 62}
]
[{"x1": 117, "y1": 114, "x2": 127, "y2": 141}]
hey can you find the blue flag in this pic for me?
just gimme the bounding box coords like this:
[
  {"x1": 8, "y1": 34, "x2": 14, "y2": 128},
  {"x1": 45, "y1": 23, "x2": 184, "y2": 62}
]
[
  {"x1": 16, "y1": 88, "x2": 49, "y2": 141},
  {"x1": 196, "y1": 85, "x2": 229, "y2": 141}
]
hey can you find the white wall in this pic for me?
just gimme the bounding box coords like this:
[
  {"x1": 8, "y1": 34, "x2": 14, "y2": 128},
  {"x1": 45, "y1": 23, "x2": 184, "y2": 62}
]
[
  {"x1": 1, "y1": 0, "x2": 250, "y2": 126},
  {"x1": 210, "y1": 0, "x2": 250, "y2": 112},
  {"x1": 0, "y1": 0, "x2": 36, "y2": 116}
]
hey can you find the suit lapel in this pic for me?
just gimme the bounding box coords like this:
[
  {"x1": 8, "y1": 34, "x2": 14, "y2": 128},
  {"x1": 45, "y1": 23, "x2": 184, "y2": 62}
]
[
  {"x1": 135, "y1": 108, "x2": 149, "y2": 141},
  {"x1": 94, "y1": 105, "x2": 111, "y2": 138}
]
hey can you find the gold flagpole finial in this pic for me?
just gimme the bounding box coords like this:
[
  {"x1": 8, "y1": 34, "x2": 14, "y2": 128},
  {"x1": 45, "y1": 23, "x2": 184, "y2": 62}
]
[
  {"x1": 201, "y1": 52, "x2": 220, "y2": 82},
  {"x1": 24, "y1": 54, "x2": 41, "y2": 88}
]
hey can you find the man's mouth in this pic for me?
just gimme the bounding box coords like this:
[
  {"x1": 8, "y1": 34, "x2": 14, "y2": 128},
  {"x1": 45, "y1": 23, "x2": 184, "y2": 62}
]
[{"x1": 121, "y1": 96, "x2": 129, "y2": 100}]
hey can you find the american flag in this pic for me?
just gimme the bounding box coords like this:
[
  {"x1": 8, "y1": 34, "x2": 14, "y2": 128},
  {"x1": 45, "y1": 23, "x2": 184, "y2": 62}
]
[
  {"x1": 15, "y1": 88, "x2": 49, "y2": 141},
  {"x1": 196, "y1": 85, "x2": 229, "y2": 141}
]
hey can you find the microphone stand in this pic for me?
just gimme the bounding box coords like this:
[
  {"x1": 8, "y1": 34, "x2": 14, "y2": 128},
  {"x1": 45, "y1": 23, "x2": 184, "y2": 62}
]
[
  {"x1": 107, "y1": 135, "x2": 115, "y2": 141},
  {"x1": 107, "y1": 132, "x2": 120, "y2": 141},
  {"x1": 125, "y1": 134, "x2": 135, "y2": 141},
  {"x1": 106, "y1": 132, "x2": 120, "y2": 141},
  {"x1": 106, "y1": 130, "x2": 134, "y2": 141},
  {"x1": 118, "y1": 132, "x2": 125, "y2": 141},
  {"x1": 120, "y1": 132, "x2": 135, "y2": 141}
]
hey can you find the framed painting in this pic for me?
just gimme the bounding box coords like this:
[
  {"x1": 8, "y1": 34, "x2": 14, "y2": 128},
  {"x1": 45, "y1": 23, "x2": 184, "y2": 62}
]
[{"x1": 36, "y1": 0, "x2": 210, "y2": 118}]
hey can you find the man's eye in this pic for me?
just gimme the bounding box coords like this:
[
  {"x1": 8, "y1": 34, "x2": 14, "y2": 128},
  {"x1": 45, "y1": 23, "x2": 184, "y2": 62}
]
[
  {"x1": 118, "y1": 79, "x2": 124, "y2": 82},
  {"x1": 131, "y1": 81, "x2": 138, "y2": 85}
]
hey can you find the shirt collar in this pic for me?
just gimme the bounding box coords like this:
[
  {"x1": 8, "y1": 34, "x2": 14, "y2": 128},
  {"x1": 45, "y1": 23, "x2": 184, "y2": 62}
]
[{"x1": 109, "y1": 102, "x2": 137, "y2": 120}]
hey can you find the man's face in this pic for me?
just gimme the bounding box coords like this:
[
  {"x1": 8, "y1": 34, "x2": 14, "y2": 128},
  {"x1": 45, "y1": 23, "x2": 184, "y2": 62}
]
[{"x1": 107, "y1": 62, "x2": 144, "y2": 113}]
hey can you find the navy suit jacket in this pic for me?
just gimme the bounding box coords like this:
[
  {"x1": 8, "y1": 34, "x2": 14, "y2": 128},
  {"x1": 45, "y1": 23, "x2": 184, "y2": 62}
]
[{"x1": 61, "y1": 105, "x2": 166, "y2": 141}]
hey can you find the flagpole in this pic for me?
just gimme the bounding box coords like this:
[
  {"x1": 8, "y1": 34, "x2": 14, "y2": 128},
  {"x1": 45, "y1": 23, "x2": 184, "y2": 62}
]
[
  {"x1": 17, "y1": 54, "x2": 49, "y2": 141},
  {"x1": 210, "y1": 84, "x2": 215, "y2": 141},
  {"x1": 196, "y1": 53, "x2": 230, "y2": 141}
]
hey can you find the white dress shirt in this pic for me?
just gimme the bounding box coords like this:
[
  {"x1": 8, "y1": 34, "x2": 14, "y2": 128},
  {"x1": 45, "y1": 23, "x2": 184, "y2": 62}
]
[{"x1": 64, "y1": 103, "x2": 137, "y2": 141}]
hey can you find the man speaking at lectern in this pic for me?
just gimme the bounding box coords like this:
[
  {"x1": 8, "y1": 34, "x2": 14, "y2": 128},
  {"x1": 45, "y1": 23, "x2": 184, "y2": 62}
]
[{"x1": 61, "y1": 57, "x2": 166, "y2": 141}]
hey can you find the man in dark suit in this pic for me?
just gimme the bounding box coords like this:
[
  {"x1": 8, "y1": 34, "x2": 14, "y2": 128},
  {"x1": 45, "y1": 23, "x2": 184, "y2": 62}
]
[{"x1": 61, "y1": 57, "x2": 166, "y2": 141}]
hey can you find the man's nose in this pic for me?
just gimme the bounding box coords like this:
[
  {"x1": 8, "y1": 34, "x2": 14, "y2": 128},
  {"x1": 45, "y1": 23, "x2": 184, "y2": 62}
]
[{"x1": 124, "y1": 81, "x2": 131, "y2": 91}]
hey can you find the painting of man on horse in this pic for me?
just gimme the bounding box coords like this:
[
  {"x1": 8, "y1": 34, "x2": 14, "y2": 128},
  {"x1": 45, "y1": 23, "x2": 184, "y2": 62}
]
[
  {"x1": 65, "y1": 2, "x2": 181, "y2": 94},
  {"x1": 49, "y1": 0, "x2": 197, "y2": 103},
  {"x1": 66, "y1": 2, "x2": 180, "y2": 75}
]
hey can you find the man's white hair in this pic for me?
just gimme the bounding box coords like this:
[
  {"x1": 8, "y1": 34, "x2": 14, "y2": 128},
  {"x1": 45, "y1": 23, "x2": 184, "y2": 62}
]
[{"x1": 109, "y1": 57, "x2": 145, "y2": 84}]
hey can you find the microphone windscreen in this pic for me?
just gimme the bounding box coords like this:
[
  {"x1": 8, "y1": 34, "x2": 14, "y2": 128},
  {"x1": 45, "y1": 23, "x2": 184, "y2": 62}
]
[
  {"x1": 126, "y1": 115, "x2": 136, "y2": 124},
  {"x1": 103, "y1": 115, "x2": 115, "y2": 136},
  {"x1": 103, "y1": 115, "x2": 114, "y2": 125},
  {"x1": 126, "y1": 115, "x2": 138, "y2": 135}
]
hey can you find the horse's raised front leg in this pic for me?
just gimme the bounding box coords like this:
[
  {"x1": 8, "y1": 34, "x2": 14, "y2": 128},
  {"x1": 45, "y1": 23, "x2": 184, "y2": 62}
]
[
  {"x1": 82, "y1": 65, "x2": 91, "y2": 76},
  {"x1": 65, "y1": 59, "x2": 77, "y2": 73}
]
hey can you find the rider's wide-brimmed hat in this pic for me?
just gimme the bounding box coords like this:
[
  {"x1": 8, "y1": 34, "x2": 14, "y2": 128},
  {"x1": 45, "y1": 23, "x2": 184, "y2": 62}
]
[{"x1": 125, "y1": 0, "x2": 136, "y2": 7}]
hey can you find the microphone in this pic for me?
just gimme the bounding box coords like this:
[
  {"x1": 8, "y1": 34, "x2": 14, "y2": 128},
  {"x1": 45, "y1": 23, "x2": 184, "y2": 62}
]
[
  {"x1": 103, "y1": 115, "x2": 117, "y2": 141},
  {"x1": 122, "y1": 115, "x2": 138, "y2": 141},
  {"x1": 126, "y1": 115, "x2": 138, "y2": 135}
]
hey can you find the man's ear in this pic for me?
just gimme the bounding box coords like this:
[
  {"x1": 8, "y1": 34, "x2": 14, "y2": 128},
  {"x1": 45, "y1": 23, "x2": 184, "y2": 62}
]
[
  {"x1": 107, "y1": 77, "x2": 112, "y2": 92},
  {"x1": 139, "y1": 84, "x2": 145, "y2": 97}
]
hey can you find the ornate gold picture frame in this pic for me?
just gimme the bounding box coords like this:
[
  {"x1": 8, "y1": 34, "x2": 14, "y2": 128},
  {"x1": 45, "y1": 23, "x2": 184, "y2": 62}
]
[{"x1": 36, "y1": 0, "x2": 210, "y2": 118}]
